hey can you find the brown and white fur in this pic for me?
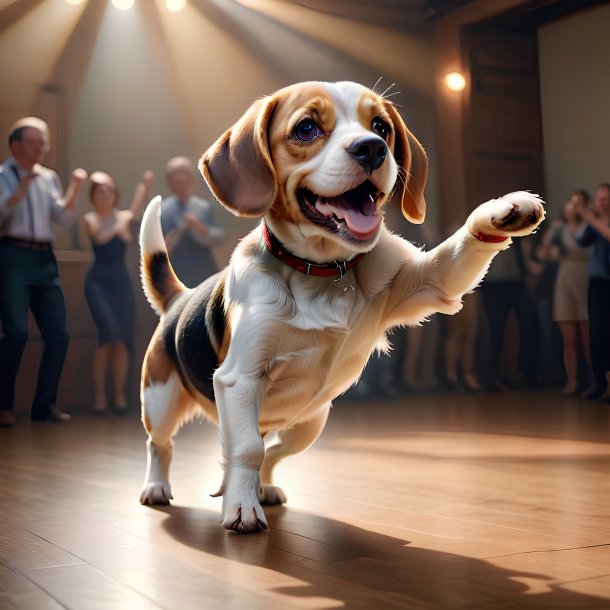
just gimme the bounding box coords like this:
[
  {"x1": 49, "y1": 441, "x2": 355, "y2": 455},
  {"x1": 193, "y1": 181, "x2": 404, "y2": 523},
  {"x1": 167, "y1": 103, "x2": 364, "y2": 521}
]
[{"x1": 139, "y1": 81, "x2": 544, "y2": 533}]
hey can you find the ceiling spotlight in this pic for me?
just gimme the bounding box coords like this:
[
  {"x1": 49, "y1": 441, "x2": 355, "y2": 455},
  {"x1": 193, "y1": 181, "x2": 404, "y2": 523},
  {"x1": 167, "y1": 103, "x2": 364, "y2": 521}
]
[
  {"x1": 166, "y1": 0, "x2": 187, "y2": 11},
  {"x1": 111, "y1": 0, "x2": 135, "y2": 10},
  {"x1": 445, "y1": 72, "x2": 466, "y2": 92}
]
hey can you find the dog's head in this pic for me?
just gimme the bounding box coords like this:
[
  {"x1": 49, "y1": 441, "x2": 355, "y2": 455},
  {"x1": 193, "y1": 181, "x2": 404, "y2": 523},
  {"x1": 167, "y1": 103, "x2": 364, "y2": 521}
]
[{"x1": 200, "y1": 81, "x2": 427, "y2": 261}]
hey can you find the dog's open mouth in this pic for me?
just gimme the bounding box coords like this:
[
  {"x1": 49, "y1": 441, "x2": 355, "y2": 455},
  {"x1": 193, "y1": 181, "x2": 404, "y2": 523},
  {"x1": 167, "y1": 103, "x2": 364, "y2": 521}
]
[{"x1": 297, "y1": 181, "x2": 382, "y2": 242}]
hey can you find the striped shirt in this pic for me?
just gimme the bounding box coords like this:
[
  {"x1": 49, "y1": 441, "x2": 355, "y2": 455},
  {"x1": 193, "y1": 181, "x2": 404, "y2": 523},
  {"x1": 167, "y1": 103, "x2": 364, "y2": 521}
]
[{"x1": 0, "y1": 157, "x2": 75, "y2": 242}]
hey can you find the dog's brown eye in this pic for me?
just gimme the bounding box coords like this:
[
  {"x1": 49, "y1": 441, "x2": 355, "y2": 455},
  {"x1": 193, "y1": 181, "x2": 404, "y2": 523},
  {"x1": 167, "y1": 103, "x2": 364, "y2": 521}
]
[
  {"x1": 294, "y1": 119, "x2": 322, "y2": 142},
  {"x1": 371, "y1": 118, "x2": 390, "y2": 141}
]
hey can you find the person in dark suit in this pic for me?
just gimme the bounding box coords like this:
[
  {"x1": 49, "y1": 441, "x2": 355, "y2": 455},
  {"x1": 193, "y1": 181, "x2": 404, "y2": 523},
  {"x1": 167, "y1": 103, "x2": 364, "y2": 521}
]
[
  {"x1": 479, "y1": 237, "x2": 541, "y2": 390},
  {"x1": 0, "y1": 117, "x2": 87, "y2": 427}
]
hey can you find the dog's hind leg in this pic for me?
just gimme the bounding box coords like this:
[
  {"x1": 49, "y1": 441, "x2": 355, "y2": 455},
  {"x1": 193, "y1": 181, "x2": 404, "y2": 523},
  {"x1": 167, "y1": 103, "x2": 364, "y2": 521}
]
[
  {"x1": 259, "y1": 404, "x2": 330, "y2": 505},
  {"x1": 140, "y1": 372, "x2": 185, "y2": 505}
]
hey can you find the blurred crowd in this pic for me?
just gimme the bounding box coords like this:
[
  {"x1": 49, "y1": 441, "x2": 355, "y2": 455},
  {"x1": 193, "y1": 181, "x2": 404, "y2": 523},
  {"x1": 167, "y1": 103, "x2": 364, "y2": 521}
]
[
  {"x1": 352, "y1": 185, "x2": 610, "y2": 405},
  {"x1": 1, "y1": 116, "x2": 609, "y2": 429}
]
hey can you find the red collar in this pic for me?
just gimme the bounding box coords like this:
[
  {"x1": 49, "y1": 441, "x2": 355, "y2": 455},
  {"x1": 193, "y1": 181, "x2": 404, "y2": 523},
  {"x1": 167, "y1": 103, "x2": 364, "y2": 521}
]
[
  {"x1": 471, "y1": 231, "x2": 509, "y2": 243},
  {"x1": 262, "y1": 220, "x2": 366, "y2": 277}
]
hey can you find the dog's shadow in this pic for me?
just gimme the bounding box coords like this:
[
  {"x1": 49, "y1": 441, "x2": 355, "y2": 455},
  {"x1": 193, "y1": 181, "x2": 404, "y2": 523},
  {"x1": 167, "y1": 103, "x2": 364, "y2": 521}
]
[{"x1": 153, "y1": 504, "x2": 605, "y2": 609}]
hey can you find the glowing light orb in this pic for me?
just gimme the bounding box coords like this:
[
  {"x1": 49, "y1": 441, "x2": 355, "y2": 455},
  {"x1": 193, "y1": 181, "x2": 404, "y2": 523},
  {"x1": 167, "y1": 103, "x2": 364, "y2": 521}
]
[
  {"x1": 166, "y1": 0, "x2": 187, "y2": 11},
  {"x1": 445, "y1": 72, "x2": 466, "y2": 92},
  {"x1": 111, "y1": 0, "x2": 135, "y2": 11}
]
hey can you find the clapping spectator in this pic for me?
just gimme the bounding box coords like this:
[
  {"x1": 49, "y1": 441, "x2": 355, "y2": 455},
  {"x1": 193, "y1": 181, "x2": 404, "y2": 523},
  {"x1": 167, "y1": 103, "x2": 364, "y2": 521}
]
[
  {"x1": 0, "y1": 117, "x2": 87, "y2": 426},
  {"x1": 573, "y1": 183, "x2": 610, "y2": 400},
  {"x1": 82, "y1": 170, "x2": 154, "y2": 413},
  {"x1": 539, "y1": 191, "x2": 592, "y2": 394},
  {"x1": 160, "y1": 156, "x2": 225, "y2": 288}
]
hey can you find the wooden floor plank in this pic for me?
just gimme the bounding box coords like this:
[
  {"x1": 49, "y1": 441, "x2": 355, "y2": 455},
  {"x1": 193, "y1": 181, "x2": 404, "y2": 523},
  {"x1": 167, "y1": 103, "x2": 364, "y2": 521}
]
[
  {"x1": 1, "y1": 390, "x2": 609, "y2": 609},
  {"x1": 0, "y1": 564, "x2": 66, "y2": 610},
  {"x1": 17, "y1": 564, "x2": 161, "y2": 610}
]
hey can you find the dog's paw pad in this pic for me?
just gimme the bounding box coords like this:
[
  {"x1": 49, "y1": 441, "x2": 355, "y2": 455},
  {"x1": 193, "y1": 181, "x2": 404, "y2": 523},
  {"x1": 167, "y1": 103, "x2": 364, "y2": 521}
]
[
  {"x1": 491, "y1": 192, "x2": 545, "y2": 233},
  {"x1": 470, "y1": 191, "x2": 545, "y2": 239},
  {"x1": 259, "y1": 484, "x2": 287, "y2": 505},
  {"x1": 140, "y1": 482, "x2": 173, "y2": 505}
]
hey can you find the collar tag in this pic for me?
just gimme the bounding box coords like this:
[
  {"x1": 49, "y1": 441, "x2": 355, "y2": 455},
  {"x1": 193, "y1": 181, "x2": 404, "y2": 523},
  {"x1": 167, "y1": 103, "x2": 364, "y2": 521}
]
[
  {"x1": 333, "y1": 261, "x2": 355, "y2": 292},
  {"x1": 262, "y1": 220, "x2": 365, "y2": 289}
]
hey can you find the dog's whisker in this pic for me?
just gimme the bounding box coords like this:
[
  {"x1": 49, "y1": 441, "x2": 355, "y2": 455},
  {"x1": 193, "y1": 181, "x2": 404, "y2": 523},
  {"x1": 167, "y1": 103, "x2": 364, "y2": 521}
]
[
  {"x1": 383, "y1": 90, "x2": 401, "y2": 99},
  {"x1": 371, "y1": 76, "x2": 384, "y2": 94},
  {"x1": 396, "y1": 165, "x2": 407, "y2": 184},
  {"x1": 380, "y1": 82, "x2": 396, "y2": 98}
]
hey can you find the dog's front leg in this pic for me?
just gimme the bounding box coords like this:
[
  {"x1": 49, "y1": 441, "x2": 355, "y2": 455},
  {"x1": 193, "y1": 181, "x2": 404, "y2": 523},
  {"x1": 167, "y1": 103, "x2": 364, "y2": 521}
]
[
  {"x1": 424, "y1": 191, "x2": 545, "y2": 302},
  {"x1": 213, "y1": 366, "x2": 268, "y2": 533},
  {"x1": 385, "y1": 192, "x2": 544, "y2": 324}
]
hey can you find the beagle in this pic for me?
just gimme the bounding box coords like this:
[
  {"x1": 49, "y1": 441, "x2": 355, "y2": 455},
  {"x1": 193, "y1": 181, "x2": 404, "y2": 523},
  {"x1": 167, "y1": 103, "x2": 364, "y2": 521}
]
[{"x1": 139, "y1": 81, "x2": 544, "y2": 533}]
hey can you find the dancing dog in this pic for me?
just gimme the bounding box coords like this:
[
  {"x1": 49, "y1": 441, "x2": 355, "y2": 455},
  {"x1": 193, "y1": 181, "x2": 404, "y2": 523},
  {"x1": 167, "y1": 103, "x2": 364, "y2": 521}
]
[{"x1": 139, "y1": 81, "x2": 544, "y2": 533}]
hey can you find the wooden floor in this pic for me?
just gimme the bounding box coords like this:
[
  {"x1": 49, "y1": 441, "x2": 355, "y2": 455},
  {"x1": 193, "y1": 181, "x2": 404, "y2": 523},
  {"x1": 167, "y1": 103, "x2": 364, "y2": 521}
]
[{"x1": 1, "y1": 390, "x2": 610, "y2": 610}]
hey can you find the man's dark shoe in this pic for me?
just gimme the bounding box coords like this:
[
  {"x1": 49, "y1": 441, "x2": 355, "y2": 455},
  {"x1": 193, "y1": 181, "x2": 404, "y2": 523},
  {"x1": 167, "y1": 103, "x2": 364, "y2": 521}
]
[
  {"x1": 31, "y1": 407, "x2": 71, "y2": 422},
  {"x1": 0, "y1": 410, "x2": 15, "y2": 427}
]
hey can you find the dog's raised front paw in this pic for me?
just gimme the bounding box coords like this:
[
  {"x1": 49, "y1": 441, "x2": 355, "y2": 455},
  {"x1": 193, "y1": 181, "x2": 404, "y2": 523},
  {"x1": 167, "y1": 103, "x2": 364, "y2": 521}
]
[
  {"x1": 140, "y1": 481, "x2": 173, "y2": 505},
  {"x1": 259, "y1": 484, "x2": 287, "y2": 505},
  {"x1": 469, "y1": 191, "x2": 545, "y2": 239}
]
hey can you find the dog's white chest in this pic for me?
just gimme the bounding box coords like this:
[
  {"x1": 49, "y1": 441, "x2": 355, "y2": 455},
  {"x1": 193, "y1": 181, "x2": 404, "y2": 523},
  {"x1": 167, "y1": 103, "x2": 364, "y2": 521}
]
[{"x1": 258, "y1": 323, "x2": 375, "y2": 431}]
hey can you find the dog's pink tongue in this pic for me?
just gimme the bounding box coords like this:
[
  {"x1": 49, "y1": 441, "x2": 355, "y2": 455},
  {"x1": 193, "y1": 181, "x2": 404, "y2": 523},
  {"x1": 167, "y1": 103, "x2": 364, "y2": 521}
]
[{"x1": 324, "y1": 187, "x2": 381, "y2": 239}]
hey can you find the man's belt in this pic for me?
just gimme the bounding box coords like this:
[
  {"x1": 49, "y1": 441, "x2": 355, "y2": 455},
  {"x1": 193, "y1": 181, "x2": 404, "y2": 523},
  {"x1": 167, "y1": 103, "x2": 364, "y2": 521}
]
[{"x1": 1, "y1": 237, "x2": 52, "y2": 252}]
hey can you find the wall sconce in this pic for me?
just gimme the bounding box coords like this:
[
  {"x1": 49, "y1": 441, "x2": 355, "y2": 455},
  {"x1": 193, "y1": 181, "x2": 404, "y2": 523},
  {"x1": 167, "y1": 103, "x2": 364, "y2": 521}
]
[{"x1": 445, "y1": 72, "x2": 466, "y2": 92}]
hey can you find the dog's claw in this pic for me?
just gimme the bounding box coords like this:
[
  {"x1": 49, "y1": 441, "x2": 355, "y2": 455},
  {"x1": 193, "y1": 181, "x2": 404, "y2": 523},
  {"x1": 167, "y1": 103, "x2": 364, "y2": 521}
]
[
  {"x1": 140, "y1": 482, "x2": 173, "y2": 505},
  {"x1": 222, "y1": 503, "x2": 268, "y2": 533},
  {"x1": 494, "y1": 203, "x2": 520, "y2": 228}
]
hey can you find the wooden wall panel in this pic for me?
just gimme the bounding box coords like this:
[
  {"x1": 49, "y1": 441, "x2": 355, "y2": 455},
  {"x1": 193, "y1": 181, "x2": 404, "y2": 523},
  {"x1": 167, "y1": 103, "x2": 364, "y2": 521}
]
[{"x1": 463, "y1": 27, "x2": 545, "y2": 205}]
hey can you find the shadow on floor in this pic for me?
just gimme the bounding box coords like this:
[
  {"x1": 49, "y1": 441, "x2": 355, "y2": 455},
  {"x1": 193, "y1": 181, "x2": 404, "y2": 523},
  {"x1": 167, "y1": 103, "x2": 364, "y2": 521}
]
[{"x1": 154, "y1": 504, "x2": 608, "y2": 610}]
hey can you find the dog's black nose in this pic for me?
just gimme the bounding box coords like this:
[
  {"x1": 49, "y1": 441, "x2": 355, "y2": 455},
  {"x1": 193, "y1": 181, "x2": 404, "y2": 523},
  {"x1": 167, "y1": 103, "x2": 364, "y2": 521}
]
[{"x1": 347, "y1": 137, "x2": 388, "y2": 172}]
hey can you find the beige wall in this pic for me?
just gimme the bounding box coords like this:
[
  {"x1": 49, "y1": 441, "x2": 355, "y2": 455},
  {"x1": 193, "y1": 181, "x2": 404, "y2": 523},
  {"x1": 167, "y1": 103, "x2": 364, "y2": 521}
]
[{"x1": 538, "y1": 2, "x2": 610, "y2": 215}]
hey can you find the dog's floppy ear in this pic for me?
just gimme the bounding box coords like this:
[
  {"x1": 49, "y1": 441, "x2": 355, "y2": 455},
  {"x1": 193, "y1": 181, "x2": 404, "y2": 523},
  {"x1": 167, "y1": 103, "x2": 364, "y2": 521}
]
[
  {"x1": 383, "y1": 100, "x2": 428, "y2": 224},
  {"x1": 200, "y1": 96, "x2": 278, "y2": 218}
]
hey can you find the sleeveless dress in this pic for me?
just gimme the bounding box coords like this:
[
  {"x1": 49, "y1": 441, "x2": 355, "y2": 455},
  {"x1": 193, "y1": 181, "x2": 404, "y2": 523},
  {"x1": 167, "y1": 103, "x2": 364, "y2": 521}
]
[
  {"x1": 552, "y1": 225, "x2": 590, "y2": 322},
  {"x1": 85, "y1": 236, "x2": 135, "y2": 350}
]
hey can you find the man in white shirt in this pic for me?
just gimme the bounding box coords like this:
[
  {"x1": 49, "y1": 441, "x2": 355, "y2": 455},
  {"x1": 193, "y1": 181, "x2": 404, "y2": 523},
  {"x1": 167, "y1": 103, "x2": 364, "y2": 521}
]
[{"x1": 0, "y1": 117, "x2": 87, "y2": 426}]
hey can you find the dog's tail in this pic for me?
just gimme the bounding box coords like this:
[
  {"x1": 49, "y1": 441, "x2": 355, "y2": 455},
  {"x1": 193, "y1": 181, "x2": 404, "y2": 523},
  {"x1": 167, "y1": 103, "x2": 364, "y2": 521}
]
[{"x1": 139, "y1": 196, "x2": 186, "y2": 315}]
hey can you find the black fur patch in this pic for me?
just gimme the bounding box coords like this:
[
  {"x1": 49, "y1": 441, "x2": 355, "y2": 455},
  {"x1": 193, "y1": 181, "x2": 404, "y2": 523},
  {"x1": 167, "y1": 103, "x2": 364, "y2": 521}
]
[
  {"x1": 147, "y1": 252, "x2": 173, "y2": 307},
  {"x1": 206, "y1": 273, "x2": 226, "y2": 353},
  {"x1": 175, "y1": 271, "x2": 227, "y2": 402},
  {"x1": 159, "y1": 291, "x2": 192, "y2": 390}
]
